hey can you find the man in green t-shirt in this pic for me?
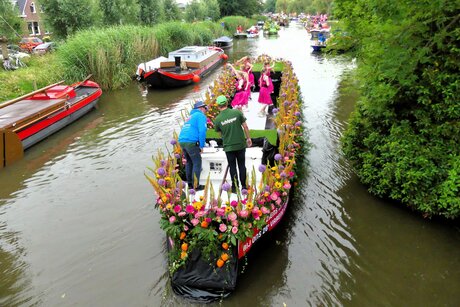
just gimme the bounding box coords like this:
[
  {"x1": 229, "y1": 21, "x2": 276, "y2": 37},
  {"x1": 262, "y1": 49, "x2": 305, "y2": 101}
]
[{"x1": 213, "y1": 95, "x2": 252, "y2": 193}]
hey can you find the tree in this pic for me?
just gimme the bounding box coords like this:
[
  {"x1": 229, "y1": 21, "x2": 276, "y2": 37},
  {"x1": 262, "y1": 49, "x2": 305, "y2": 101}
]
[
  {"x1": 162, "y1": 0, "x2": 181, "y2": 21},
  {"x1": 41, "y1": 0, "x2": 99, "y2": 38},
  {"x1": 185, "y1": 0, "x2": 206, "y2": 22},
  {"x1": 100, "y1": 0, "x2": 140, "y2": 25},
  {"x1": 217, "y1": 0, "x2": 262, "y2": 17},
  {"x1": 0, "y1": 0, "x2": 22, "y2": 41},
  {"x1": 264, "y1": 0, "x2": 276, "y2": 13},
  {"x1": 139, "y1": 0, "x2": 164, "y2": 25},
  {"x1": 203, "y1": 0, "x2": 220, "y2": 21}
]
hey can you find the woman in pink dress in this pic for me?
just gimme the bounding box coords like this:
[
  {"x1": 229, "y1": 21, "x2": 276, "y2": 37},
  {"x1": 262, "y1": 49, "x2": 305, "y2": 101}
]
[
  {"x1": 258, "y1": 67, "x2": 273, "y2": 114},
  {"x1": 231, "y1": 71, "x2": 250, "y2": 109},
  {"x1": 242, "y1": 59, "x2": 255, "y2": 90}
]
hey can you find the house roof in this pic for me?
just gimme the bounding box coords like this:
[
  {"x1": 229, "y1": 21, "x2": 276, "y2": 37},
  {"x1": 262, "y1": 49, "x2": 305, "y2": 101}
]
[{"x1": 15, "y1": 0, "x2": 27, "y2": 16}]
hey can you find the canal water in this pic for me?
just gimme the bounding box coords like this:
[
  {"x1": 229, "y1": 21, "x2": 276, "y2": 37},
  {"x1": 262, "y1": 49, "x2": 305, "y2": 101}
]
[{"x1": 1, "y1": 25, "x2": 459, "y2": 306}]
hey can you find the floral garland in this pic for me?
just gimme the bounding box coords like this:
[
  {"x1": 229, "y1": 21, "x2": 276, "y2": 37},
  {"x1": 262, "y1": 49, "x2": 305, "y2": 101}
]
[{"x1": 145, "y1": 56, "x2": 303, "y2": 273}]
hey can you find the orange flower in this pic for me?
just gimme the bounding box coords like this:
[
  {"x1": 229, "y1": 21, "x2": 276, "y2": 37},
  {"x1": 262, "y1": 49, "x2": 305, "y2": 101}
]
[
  {"x1": 201, "y1": 221, "x2": 209, "y2": 228},
  {"x1": 216, "y1": 259, "x2": 224, "y2": 268},
  {"x1": 181, "y1": 243, "x2": 188, "y2": 251},
  {"x1": 222, "y1": 242, "x2": 229, "y2": 250},
  {"x1": 180, "y1": 232, "x2": 186, "y2": 240},
  {"x1": 180, "y1": 251, "x2": 187, "y2": 259},
  {"x1": 221, "y1": 253, "x2": 229, "y2": 262}
]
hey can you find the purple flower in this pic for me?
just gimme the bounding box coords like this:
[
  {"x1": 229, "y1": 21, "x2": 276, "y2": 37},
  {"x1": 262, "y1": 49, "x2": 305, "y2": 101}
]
[
  {"x1": 222, "y1": 182, "x2": 231, "y2": 192},
  {"x1": 174, "y1": 153, "x2": 181, "y2": 159},
  {"x1": 258, "y1": 164, "x2": 266, "y2": 173},
  {"x1": 157, "y1": 167, "x2": 166, "y2": 176},
  {"x1": 170, "y1": 139, "x2": 177, "y2": 145},
  {"x1": 295, "y1": 121, "x2": 302, "y2": 127},
  {"x1": 158, "y1": 179, "x2": 166, "y2": 186},
  {"x1": 274, "y1": 154, "x2": 282, "y2": 161},
  {"x1": 272, "y1": 108, "x2": 279, "y2": 114},
  {"x1": 264, "y1": 185, "x2": 271, "y2": 192},
  {"x1": 160, "y1": 160, "x2": 166, "y2": 167},
  {"x1": 280, "y1": 171, "x2": 287, "y2": 178},
  {"x1": 294, "y1": 111, "x2": 301, "y2": 117},
  {"x1": 189, "y1": 189, "x2": 196, "y2": 195},
  {"x1": 241, "y1": 189, "x2": 248, "y2": 196}
]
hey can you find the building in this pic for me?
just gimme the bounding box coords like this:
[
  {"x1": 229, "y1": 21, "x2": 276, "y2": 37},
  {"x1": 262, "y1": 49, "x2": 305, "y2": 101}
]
[{"x1": 11, "y1": 0, "x2": 47, "y2": 38}]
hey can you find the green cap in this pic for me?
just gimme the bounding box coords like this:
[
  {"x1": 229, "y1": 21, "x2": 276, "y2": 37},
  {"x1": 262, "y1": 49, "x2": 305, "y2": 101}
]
[{"x1": 216, "y1": 95, "x2": 227, "y2": 105}]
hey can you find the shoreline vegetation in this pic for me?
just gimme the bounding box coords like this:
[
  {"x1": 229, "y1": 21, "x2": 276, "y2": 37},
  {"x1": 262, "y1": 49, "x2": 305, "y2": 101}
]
[{"x1": 0, "y1": 16, "x2": 256, "y2": 101}]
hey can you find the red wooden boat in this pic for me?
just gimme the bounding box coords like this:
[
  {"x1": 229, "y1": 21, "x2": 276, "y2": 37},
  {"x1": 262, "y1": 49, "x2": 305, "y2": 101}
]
[
  {"x1": 135, "y1": 46, "x2": 227, "y2": 88},
  {"x1": 0, "y1": 76, "x2": 102, "y2": 168}
]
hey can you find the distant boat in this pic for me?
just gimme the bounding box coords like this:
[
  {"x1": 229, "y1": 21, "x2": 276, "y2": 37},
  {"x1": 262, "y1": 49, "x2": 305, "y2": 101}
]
[
  {"x1": 213, "y1": 36, "x2": 233, "y2": 49},
  {"x1": 234, "y1": 32, "x2": 248, "y2": 39},
  {"x1": 135, "y1": 46, "x2": 226, "y2": 88},
  {"x1": 0, "y1": 76, "x2": 102, "y2": 168}
]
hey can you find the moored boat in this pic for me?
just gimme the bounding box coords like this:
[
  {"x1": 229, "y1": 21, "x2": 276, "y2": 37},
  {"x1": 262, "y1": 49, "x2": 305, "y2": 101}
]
[
  {"x1": 0, "y1": 76, "x2": 102, "y2": 168},
  {"x1": 213, "y1": 36, "x2": 233, "y2": 49},
  {"x1": 146, "y1": 56, "x2": 303, "y2": 301},
  {"x1": 135, "y1": 46, "x2": 226, "y2": 89}
]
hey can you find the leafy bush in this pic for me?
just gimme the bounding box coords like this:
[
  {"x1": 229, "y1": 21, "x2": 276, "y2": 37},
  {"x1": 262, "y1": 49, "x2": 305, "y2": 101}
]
[{"x1": 338, "y1": 0, "x2": 460, "y2": 218}]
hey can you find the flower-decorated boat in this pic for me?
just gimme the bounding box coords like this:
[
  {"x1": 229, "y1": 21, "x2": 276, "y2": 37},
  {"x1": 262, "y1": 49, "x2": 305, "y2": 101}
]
[
  {"x1": 0, "y1": 76, "x2": 102, "y2": 168},
  {"x1": 145, "y1": 56, "x2": 303, "y2": 301},
  {"x1": 135, "y1": 46, "x2": 227, "y2": 88}
]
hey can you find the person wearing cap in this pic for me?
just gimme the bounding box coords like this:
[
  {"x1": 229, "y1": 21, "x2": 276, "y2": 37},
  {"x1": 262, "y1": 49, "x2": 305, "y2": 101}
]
[
  {"x1": 178, "y1": 101, "x2": 208, "y2": 191},
  {"x1": 213, "y1": 95, "x2": 252, "y2": 193}
]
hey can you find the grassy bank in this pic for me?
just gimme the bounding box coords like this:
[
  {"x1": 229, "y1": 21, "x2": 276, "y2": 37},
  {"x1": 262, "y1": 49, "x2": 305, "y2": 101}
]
[{"x1": 0, "y1": 19, "x2": 240, "y2": 101}]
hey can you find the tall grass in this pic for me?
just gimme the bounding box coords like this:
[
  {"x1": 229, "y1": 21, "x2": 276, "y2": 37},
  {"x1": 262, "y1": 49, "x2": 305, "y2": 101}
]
[{"x1": 219, "y1": 16, "x2": 256, "y2": 33}]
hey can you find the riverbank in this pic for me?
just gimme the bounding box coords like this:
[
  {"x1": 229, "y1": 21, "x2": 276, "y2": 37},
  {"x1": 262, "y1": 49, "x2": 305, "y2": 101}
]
[{"x1": 0, "y1": 17, "x2": 257, "y2": 102}]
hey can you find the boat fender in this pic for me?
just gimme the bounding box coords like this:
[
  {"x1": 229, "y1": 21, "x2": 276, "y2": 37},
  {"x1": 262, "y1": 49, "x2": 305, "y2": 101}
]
[{"x1": 192, "y1": 75, "x2": 201, "y2": 83}]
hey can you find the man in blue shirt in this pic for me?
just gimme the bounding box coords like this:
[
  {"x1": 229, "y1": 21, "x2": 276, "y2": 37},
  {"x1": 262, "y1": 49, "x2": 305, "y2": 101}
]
[{"x1": 178, "y1": 101, "x2": 208, "y2": 190}]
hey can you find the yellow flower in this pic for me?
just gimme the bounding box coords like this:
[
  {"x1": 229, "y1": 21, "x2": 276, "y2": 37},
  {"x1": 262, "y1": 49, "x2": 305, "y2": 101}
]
[
  {"x1": 193, "y1": 201, "x2": 203, "y2": 210},
  {"x1": 199, "y1": 195, "x2": 204, "y2": 201},
  {"x1": 166, "y1": 204, "x2": 172, "y2": 210},
  {"x1": 161, "y1": 196, "x2": 168, "y2": 203},
  {"x1": 225, "y1": 206, "x2": 232, "y2": 213},
  {"x1": 165, "y1": 177, "x2": 171, "y2": 181},
  {"x1": 271, "y1": 166, "x2": 277, "y2": 171},
  {"x1": 246, "y1": 202, "x2": 254, "y2": 210},
  {"x1": 275, "y1": 173, "x2": 281, "y2": 179},
  {"x1": 264, "y1": 192, "x2": 270, "y2": 197},
  {"x1": 275, "y1": 182, "x2": 282, "y2": 189}
]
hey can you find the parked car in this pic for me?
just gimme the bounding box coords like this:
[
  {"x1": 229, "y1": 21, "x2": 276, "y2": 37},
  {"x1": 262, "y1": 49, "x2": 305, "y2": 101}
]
[
  {"x1": 19, "y1": 37, "x2": 43, "y2": 53},
  {"x1": 33, "y1": 42, "x2": 56, "y2": 55}
]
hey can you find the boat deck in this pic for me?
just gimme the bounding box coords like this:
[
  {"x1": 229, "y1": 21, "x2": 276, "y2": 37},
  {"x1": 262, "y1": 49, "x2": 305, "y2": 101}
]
[
  {"x1": 197, "y1": 91, "x2": 276, "y2": 203},
  {"x1": 0, "y1": 98, "x2": 66, "y2": 131}
]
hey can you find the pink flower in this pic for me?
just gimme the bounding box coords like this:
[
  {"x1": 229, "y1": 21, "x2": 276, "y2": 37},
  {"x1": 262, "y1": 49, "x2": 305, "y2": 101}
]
[
  {"x1": 184, "y1": 225, "x2": 189, "y2": 231},
  {"x1": 232, "y1": 226, "x2": 238, "y2": 234},
  {"x1": 228, "y1": 212, "x2": 237, "y2": 221},
  {"x1": 169, "y1": 216, "x2": 176, "y2": 223},
  {"x1": 270, "y1": 192, "x2": 278, "y2": 201},
  {"x1": 216, "y1": 208, "x2": 226, "y2": 217},
  {"x1": 174, "y1": 205, "x2": 181, "y2": 213},
  {"x1": 283, "y1": 183, "x2": 291, "y2": 189},
  {"x1": 178, "y1": 211, "x2": 186, "y2": 217},
  {"x1": 191, "y1": 218, "x2": 199, "y2": 226},
  {"x1": 232, "y1": 220, "x2": 239, "y2": 227},
  {"x1": 205, "y1": 217, "x2": 212, "y2": 223},
  {"x1": 261, "y1": 207, "x2": 270, "y2": 214},
  {"x1": 276, "y1": 197, "x2": 282, "y2": 205},
  {"x1": 219, "y1": 224, "x2": 227, "y2": 232},
  {"x1": 239, "y1": 210, "x2": 249, "y2": 218},
  {"x1": 230, "y1": 200, "x2": 238, "y2": 208},
  {"x1": 186, "y1": 205, "x2": 195, "y2": 213}
]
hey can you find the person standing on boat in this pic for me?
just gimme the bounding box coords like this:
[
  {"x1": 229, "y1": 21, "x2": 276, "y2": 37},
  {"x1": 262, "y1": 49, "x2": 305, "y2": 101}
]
[
  {"x1": 213, "y1": 95, "x2": 252, "y2": 193},
  {"x1": 258, "y1": 67, "x2": 274, "y2": 115},
  {"x1": 178, "y1": 101, "x2": 208, "y2": 191}
]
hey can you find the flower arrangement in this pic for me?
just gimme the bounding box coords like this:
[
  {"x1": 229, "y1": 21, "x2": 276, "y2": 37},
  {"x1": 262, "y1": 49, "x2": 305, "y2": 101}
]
[{"x1": 145, "y1": 57, "x2": 303, "y2": 273}]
